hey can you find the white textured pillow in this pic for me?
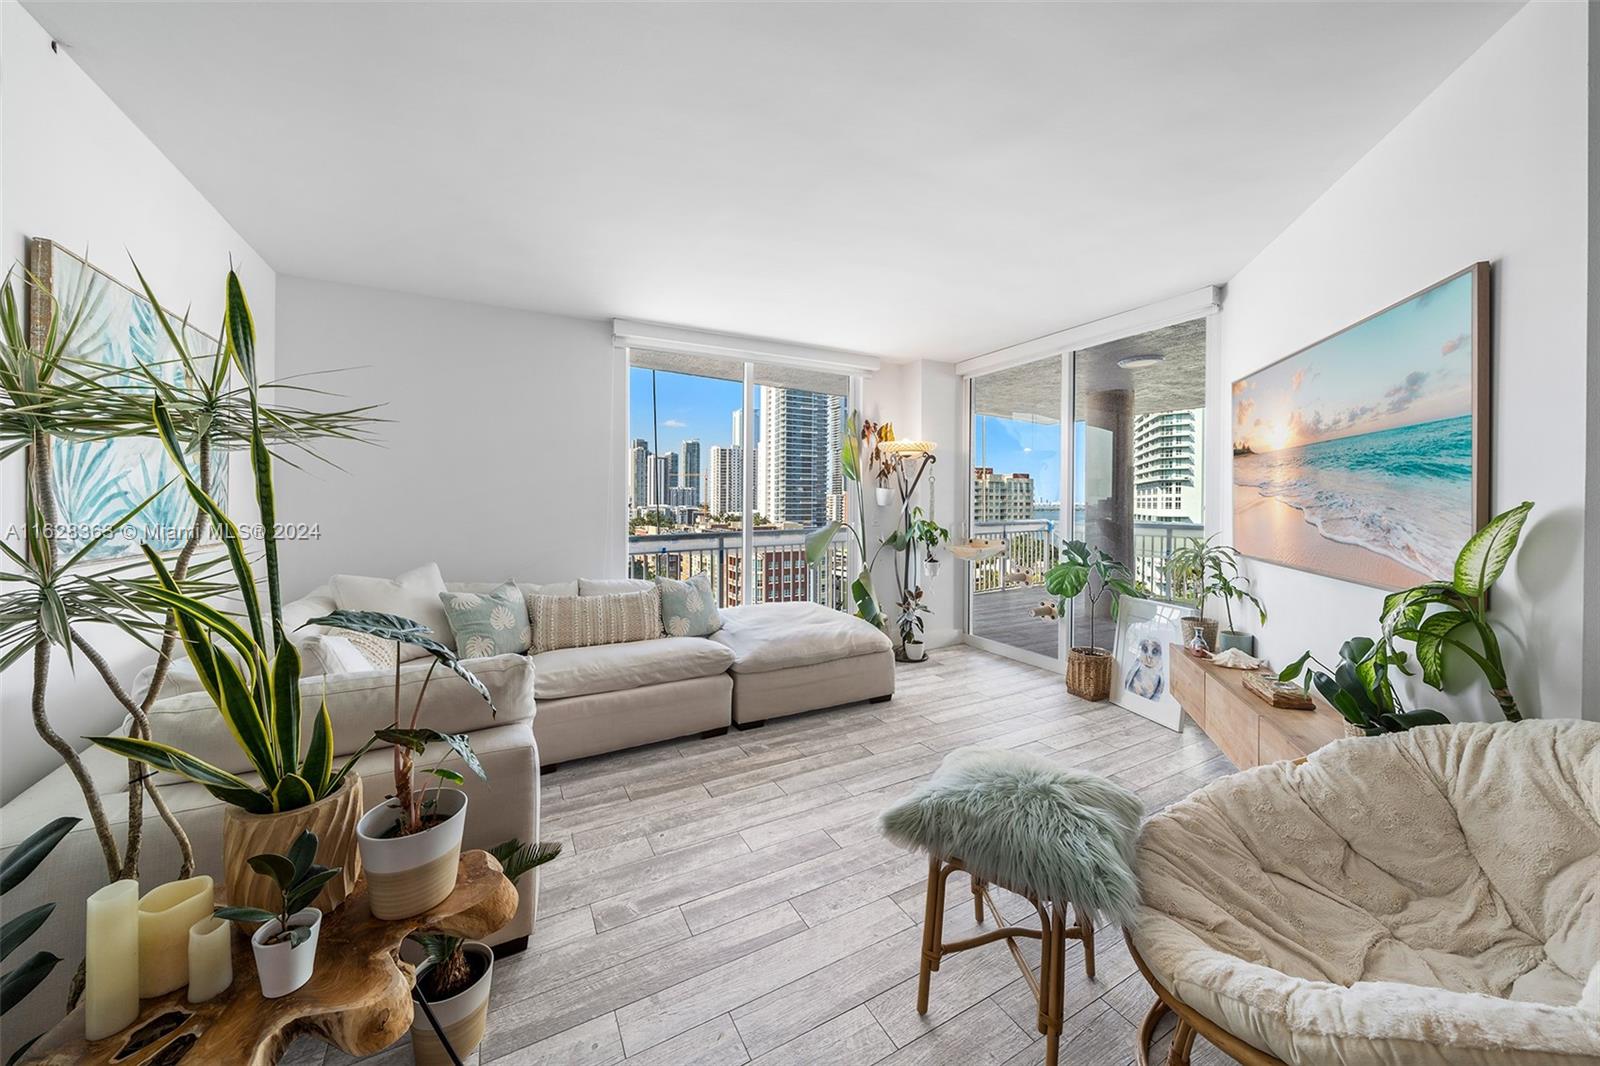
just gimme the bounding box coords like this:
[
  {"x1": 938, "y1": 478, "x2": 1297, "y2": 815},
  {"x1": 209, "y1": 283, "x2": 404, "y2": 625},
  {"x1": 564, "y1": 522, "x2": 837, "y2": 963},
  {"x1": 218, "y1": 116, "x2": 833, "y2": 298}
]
[
  {"x1": 331, "y1": 562, "x2": 452, "y2": 658},
  {"x1": 530, "y1": 590, "x2": 663, "y2": 653},
  {"x1": 578, "y1": 577, "x2": 655, "y2": 596},
  {"x1": 296, "y1": 633, "x2": 377, "y2": 677}
]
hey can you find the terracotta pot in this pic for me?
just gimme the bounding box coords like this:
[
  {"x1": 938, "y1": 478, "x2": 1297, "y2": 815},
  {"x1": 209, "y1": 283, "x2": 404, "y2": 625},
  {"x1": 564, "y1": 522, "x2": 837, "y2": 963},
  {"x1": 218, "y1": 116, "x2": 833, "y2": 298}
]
[
  {"x1": 1179, "y1": 617, "x2": 1219, "y2": 652},
  {"x1": 1066, "y1": 647, "x2": 1113, "y2": 701},
  {"x1": 410, "y1": 942, "x2": 493, "y2": 1065},
  {"x1": 222, "y1": 775, "x2": 363, "y2": 915},
  {"x1": 251, "y1": 908, "x2": 321, "y2": 999},
  {"x1": 356, "y1": 788, "x2": 467, "y2": 920}
]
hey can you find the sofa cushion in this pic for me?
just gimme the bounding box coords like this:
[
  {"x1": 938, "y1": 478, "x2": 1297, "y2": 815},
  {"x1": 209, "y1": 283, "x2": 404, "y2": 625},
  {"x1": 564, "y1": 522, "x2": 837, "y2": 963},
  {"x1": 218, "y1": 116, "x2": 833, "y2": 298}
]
[
  {"x1": 136, "y1": 652, "x2": 535, "y2": 778},
  {"x1": 533, "y1": 637, "x2": 734, "y2": 700},
  {"x1": 713, "y1": 603, "x2": 891, "y2": 673},
  {"x1": 331, "y1": 562, "x2": 453, "y2": 657},
  {"x1": 578, "y1": 577, "x2": 654, "y2": 596}
]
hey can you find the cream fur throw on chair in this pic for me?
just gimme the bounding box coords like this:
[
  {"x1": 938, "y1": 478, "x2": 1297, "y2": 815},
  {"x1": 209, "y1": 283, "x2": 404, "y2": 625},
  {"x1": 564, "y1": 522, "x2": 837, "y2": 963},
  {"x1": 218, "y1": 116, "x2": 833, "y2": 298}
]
[
  {"x1": 879, "y1": 746, "x2": 1144, "y2": 926},
  {"x1": 1131, "y1": 719, "x2": 1600, "y2": 1066}
]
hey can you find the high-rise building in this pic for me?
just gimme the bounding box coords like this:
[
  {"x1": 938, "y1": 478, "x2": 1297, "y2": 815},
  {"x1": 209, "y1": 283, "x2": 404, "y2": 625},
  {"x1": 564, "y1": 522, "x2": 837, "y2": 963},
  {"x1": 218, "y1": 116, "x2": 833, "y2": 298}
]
[
  {"x1": 973, "y1": 467, "x2": 1035, "y2": 522},
  {"x1": 646, "y1": 454, "x2": 672, "y2": 510},
  {"x1": 757, "y1": 386, "x2": 834, "y2": 527},
  {"x1": 680, "y1": 439, "x2": 702, "y2": 506},
  {"x1": 629, "y1": 439, "x2": 649, "y2": 509},
  {"x1": 666, "y1": 451, "x2": 680, "y2": 488},
  {"x1": 1133, "y1": 408, "x2": 1203, "y2": 523},
  {"x1": 707, "y1": 445, "x2": 743, "y2": 517}
]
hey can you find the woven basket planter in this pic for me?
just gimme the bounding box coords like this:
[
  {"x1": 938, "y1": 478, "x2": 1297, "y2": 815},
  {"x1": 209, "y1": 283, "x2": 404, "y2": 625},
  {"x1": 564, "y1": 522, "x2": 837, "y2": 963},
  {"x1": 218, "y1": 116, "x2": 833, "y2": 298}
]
[{"x1": 1066, "y1": 647, "x2": 1113, "y2": 701}]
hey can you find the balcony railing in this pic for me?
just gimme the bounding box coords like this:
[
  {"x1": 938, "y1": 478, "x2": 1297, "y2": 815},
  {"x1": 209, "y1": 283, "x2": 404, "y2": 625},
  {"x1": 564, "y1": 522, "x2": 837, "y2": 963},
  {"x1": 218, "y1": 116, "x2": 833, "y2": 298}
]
[
  {"x1": 627, "y1": 527, "x2": 853, "y2": 610},
  {"x1": 969, "y1": 520, "x2": 1204, "y2": 602}
]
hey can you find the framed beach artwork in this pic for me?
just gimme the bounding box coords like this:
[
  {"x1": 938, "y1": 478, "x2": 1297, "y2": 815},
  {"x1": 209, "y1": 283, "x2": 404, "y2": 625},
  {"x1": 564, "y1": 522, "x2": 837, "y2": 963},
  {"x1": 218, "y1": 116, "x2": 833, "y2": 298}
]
[
  {"x1": 25, "y1": 239, "x2": 228, "y2": 561},
  {"x1": 1231, "y1": 263, "x2": 1491, "y2": 589},
  {"x1": 1111, "y1": 598, "x2": 1184, "y2": 731}
]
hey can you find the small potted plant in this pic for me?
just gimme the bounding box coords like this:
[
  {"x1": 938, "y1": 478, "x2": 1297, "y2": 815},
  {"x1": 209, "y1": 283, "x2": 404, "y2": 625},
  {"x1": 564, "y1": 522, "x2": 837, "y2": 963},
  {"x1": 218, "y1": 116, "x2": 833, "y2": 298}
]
[
  {"x1": 215, "y1": 830, "x2": 342, "y2": 998},
  {"x1": 907, "y1": 509, "x2": 950, "y2": 579},
  {"x1": 863, "y1": 419, "x2": 896, "y2": 506},
  {"x1": 1168, "y1": 535, "x2": 1265, "y2": 653},
  {"x1": 1044, "y1": 540, "x2": 1143, "y2": 700},
  {"x1": 895, "y1": 587, "x2": 931, "y2": 662},
  {"x1": 1279, "y1": 637, "x2": 1448, "y2": 737},
  {"x1": 308, "y1": 610, "x2": 497, "y2": 920},
  {"x1": 407, "y1": 839, "x2": 561, "y2": 1065}
]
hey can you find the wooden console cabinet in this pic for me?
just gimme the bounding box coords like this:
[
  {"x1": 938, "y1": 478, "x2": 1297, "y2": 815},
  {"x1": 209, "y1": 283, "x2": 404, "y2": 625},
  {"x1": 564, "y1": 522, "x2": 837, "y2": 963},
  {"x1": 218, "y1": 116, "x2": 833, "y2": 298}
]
[{"x1": 1168, "y1": 645, "x2": 1346, "y2": 769}]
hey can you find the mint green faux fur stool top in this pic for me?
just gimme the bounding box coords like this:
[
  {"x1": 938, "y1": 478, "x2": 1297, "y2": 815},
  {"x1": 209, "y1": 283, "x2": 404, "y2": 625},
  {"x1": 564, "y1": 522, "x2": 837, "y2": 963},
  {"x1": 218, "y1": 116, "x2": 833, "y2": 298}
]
[{"x1": 880, "y1": 746, "x2": 1144, "y2": 1066}]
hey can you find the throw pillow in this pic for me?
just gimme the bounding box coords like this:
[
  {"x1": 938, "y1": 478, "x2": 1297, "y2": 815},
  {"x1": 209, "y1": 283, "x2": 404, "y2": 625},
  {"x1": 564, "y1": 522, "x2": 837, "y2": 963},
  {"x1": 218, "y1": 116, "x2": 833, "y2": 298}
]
[
  {"x1": 529, "y1": 589, "x2": 662, "y2": 653},
  {"x1": 578, "y1": 577, "x2": 655, "y2": 596},
  {"x1": 656, "y1": 573, "x2": 722, "y2": 637},
  {"x1": 330, "y1": 562, "x2": 452, "y2": 659},
  {"x1": 440, "y1": 582, "x2": 531, "y2": 658},
  {"x1": 296, "y1": 632, "x2": 377, "y2": 677}
]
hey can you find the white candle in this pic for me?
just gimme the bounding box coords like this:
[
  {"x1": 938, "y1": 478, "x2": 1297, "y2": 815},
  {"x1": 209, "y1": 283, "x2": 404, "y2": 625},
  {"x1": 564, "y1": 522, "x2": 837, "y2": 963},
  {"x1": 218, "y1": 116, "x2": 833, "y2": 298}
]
[
  {"x1": 85, "y1": 879, "x2": 140, "y2": 1040},
  {"x1": 186, "y1": 917, "x2": 233, "y2": 1004},
  {"x1": 138, "y1": 875, "x2": 214, "y2": 998}
]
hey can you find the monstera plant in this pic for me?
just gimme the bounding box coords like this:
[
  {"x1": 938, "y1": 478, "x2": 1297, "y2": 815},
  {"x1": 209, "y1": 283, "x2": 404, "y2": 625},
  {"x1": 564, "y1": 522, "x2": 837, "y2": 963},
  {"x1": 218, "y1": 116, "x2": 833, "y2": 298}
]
[{"x1": 1381, "y1": 501, "x2": 1534, "y2": 721}]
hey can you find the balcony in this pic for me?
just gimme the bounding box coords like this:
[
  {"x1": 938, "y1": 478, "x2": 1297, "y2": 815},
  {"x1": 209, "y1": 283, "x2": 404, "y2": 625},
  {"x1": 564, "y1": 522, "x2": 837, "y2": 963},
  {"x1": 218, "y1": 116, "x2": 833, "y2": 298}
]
[{"x1": 627, "y1": 527, "x2": 853, "y2": 609}]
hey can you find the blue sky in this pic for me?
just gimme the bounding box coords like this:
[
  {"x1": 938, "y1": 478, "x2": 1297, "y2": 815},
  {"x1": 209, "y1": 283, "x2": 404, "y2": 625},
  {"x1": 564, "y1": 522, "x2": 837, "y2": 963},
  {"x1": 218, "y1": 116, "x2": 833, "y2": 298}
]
[
  {"x1": 633, "y1": 366, "x2": 1072, "y2": 503},
  {"x1": 1233, "y1": 271, "x2": 1474, "y2": 453}
]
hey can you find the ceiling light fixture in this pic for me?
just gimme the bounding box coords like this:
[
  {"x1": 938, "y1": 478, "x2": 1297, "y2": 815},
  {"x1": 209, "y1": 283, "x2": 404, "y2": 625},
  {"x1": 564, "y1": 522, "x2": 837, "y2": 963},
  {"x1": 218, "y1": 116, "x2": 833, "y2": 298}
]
[{"x1": 1117, "y1": 354, "x2": 1165, "y2": 369}]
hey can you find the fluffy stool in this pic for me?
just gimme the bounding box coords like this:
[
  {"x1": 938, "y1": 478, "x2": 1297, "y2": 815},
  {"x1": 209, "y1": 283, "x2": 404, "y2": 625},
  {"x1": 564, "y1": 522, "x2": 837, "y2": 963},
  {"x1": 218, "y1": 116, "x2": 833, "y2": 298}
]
[{"x1": 880, "y1": 747, "x2": 1144, "y2": 1066}]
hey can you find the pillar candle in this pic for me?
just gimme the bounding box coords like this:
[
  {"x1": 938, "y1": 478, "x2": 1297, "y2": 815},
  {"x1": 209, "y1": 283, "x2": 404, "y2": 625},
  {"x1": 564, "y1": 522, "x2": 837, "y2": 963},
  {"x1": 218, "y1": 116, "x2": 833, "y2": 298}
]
[
  {"x1": 85, "y1": 879, "x2": 140, "y2": 1040},
  {"x1": 186, "y1": 917, "x2": 233, "y2": 1004},
  {"x1": 137, "y1": 875, "x2": 214, "y2": 997}
]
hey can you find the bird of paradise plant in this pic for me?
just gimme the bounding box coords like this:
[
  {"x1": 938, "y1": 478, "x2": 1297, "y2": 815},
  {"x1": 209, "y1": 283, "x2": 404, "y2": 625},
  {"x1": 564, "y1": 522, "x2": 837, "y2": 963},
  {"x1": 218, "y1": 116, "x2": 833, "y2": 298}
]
[{"x1": 805, "y1": 411, "x2": 890, "y2": 630}]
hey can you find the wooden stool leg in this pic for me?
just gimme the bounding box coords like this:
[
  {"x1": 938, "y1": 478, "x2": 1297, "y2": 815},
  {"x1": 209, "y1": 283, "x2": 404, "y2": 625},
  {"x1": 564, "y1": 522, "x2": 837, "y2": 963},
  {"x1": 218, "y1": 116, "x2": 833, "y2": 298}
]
[
  {"x1": 929, "y1": 862, "x2": 952, "y2": 973},
  {"x1": 1044, "y1": 903, "x2": 1067, "y2": 1066},
  {"x1": 1078, "y1": 904, "x2": 1096, "y2": 980},
  {"x1": 1034, "y1": 904, "x2": 1051, "y2": 1035},
  {"x1": 972, "y1": 877, "x2": 985, "y2": 923},
  {"x1": 916, "y1": 856, "x2": 940, "y2": 1014}
]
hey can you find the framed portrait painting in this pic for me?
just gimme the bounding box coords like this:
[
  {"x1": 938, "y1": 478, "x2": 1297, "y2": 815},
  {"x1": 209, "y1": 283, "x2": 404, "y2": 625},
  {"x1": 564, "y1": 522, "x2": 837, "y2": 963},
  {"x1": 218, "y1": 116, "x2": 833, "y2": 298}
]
[
  {"x1": 1230, "y1": 262, "x2": 1491, "y2": 590},
  {"x1": 1112, "y1": 598, "x2": 1184, "y2": 731}
]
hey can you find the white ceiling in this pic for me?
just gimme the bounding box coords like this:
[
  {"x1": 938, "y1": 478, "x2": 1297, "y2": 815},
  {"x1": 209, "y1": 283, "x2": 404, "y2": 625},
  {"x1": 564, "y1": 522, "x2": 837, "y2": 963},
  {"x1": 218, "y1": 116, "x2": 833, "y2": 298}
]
[{"x1": 23, "y1": 1, "x2": 1518, "y2": 361}]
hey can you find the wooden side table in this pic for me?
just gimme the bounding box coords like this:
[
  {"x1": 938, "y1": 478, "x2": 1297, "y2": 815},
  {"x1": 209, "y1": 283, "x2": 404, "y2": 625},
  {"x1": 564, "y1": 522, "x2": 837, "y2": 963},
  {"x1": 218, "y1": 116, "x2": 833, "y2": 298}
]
[{"x1": 28, "y1": 850, "x2": 517, "y2": 1066}]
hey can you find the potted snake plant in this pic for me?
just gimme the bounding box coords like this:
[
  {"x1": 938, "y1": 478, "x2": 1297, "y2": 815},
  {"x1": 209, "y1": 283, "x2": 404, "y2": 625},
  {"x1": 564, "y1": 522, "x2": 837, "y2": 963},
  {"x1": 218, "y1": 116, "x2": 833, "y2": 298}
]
[{"x1": 407, "y1": 838, "x2": 560, "y2": 1065}]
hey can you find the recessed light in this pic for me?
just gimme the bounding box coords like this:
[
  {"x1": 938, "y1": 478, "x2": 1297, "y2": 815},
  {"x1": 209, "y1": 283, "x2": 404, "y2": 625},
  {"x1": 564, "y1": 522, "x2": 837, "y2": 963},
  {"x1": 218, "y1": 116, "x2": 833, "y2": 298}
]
[{"x1": 1117, "y1": 354, "x2": 1165, "y2": 369}]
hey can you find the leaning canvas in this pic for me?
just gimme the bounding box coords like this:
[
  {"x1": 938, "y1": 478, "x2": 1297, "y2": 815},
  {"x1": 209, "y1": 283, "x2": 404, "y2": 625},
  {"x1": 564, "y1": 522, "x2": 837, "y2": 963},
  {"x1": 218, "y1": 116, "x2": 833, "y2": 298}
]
[
  {"x1": 1231, "y1": 263, "x2": 1491, "y2": 589},
  {"x1": 1112, "y1": 599, "x2": 1184, "y2": 731},
  {"x1": 25, "y1": 241, "x2": 228, "y2": 561}
]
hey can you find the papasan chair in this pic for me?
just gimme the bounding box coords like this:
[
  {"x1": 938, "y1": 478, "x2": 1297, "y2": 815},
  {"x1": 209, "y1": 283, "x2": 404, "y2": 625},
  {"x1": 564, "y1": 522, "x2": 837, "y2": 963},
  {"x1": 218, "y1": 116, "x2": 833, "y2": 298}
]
[{"x1": 1128, "y1": 720, "x2": 1600, "y2": 1066}]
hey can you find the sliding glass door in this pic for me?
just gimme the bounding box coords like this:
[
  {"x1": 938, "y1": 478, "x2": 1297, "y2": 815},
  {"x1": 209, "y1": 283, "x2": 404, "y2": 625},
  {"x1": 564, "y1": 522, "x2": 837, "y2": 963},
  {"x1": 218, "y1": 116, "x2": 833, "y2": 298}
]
[{"x1": 968, "y1": 354, "x2": 1065, "y2": 663}]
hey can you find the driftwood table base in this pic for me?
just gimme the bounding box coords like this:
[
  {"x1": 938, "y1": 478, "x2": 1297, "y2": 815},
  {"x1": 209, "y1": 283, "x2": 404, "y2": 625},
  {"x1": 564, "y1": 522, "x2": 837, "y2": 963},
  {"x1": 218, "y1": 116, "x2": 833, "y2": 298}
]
[{"x1": 29, "y1": 850, "x2": 517, "y2": 1066}]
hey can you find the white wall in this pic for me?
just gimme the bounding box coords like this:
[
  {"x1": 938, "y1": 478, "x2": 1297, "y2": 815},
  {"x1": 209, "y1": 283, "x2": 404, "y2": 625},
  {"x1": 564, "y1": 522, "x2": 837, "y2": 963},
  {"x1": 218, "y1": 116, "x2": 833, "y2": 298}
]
[
  {"x1": 1211, "y1": 1, "x2": 1591, "y2": 721},
  {"x1": 0, "y1": 3, "x2": 278, "y2": 802},
  {"x1": 271, "y1": 276, "x2": 622, "y2": 596}
]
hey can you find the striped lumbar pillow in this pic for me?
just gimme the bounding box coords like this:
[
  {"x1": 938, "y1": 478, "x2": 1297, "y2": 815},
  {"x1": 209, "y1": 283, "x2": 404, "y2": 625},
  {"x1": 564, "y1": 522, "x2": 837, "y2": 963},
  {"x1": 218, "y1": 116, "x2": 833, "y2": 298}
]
[{"x1": 529, "y1": 589, "x2": 663, "y2": 653}]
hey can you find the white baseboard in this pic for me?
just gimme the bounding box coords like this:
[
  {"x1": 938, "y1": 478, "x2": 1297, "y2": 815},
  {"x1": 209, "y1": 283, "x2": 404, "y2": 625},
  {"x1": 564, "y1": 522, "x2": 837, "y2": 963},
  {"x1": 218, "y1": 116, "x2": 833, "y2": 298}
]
[{"x1": 923, "y1": 627, "x2": 963, "y2": 649}]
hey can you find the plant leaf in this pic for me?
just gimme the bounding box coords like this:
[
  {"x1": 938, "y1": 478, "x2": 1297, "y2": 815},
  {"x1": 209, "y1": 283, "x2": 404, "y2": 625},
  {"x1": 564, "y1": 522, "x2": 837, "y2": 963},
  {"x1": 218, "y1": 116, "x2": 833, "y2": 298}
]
[
  {"x1": 1389, "y1": 709, "x2": 1451, "y2": 729},
  {"x1": 271, "y1": 638, "x2": 303, "y2": 780},
  {"x1": 803, "y1": 521, "x2": 843, "y2": 565},
  {"x1": 213, "y1": 906, "x2": 276, "y2": 925},
  {"x1": 1277, "y1": 651, "x2": 1311, "y2": 684},
  {"x1": 0, "y1": 905, "x2": 55, "y2": 963},
  {"x1": 425, "y1": 767, "x2": 465, "y2": 785},
  {"x1": 0, "y1": 951, "x2": 61, "y2": 1014},
  {"x1": 286, "y1": 830, "x2": 318, "y2": 883},
  {"x1": 271, "y1": 773, "x2": 316, "y2": 812},
  {"x1": 247, "y1": 853, "x2": 296, "y2": 890},
  {"x1": 1414, "y1": 609, "x2": 1472, "y2": 688},
  {"x1": 1454, "y1": 501, "x2": 1533, "y2": 598},
  {"x1": 0, "y1": 817, "x2": 77, "y2": 896},
  {"x1": 303, "y1": 702, "x2": 334, "y2": 797},
  {"x1": 489, "y1": 839, "x2": 562, "y2": 883},
  {"x1": 87, "y1": 735, "x2": 257, "y2": 793}
]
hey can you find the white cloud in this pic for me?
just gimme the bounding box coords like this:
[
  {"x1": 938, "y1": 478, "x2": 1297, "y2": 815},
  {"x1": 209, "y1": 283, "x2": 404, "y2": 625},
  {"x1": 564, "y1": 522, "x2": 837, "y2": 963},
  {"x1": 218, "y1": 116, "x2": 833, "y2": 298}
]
[{"x1": 662, "y1": 419, "x2": 687, "y2": 428}]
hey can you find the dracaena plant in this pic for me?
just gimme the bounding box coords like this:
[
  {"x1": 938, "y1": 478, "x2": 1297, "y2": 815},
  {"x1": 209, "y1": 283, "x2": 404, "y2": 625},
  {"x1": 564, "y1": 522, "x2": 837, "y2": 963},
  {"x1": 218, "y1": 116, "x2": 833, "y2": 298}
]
[
  {"x1": 214, "y1": 830, "x2": 341, "y2": 946},
  {"x1": 1167, "y1": 534, "x2": 1266, "y2": 631},
  {"x1": 88, "y1": 275, "x2": 379, "y2": 814},
  {"x1": 0, "y1": 816, "x2": 78, "y2": 1065},
  {"x1": 1380, "y1": 501, "x2": 1534, "y2": 722},
  {"x1": 410, "y1": 838, "x2": 561, "y2": 1001},
  {"x1": 304, "y1": 610, "x2": 495, "y2": 836}
]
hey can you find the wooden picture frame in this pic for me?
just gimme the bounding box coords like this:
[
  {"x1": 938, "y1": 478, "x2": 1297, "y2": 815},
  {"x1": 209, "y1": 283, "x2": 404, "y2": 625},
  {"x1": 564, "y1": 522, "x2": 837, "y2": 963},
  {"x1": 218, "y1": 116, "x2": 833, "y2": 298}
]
[{"x1": 1229, "y1": 262, "x2": 1492, "y2": 590}]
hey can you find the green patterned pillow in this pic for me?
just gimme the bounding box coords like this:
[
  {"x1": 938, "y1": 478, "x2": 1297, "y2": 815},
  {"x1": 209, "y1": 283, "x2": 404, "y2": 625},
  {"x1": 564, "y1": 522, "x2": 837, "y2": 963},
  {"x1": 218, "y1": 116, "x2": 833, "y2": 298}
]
[
  {"x1": 438, "y1": 582, "x2": 531, "y2": 658},
  {"x1": 656, "y1": 573, "x2": 722, "y2": 637}
]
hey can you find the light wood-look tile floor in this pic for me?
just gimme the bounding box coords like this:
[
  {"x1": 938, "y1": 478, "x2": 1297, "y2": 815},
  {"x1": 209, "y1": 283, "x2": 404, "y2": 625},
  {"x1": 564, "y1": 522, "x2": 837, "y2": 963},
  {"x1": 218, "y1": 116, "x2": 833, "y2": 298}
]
[{"x1": 297, "y1": 645, "x2": 1240, "y2": 1066}]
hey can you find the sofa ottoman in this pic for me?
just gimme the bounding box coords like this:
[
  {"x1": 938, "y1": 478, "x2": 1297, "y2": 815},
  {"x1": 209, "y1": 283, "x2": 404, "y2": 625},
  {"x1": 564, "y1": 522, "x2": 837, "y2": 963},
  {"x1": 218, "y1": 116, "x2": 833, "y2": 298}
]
[{"x1": 713, "y1": 602, "x2": 894, "y2": 725}]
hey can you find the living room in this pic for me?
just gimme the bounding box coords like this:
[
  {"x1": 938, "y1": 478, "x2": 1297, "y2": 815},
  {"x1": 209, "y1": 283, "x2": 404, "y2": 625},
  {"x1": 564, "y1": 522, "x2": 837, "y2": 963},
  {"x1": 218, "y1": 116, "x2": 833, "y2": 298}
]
[{"x1": 1, "y1": 2, "x2": 1596, "y2": 1065}]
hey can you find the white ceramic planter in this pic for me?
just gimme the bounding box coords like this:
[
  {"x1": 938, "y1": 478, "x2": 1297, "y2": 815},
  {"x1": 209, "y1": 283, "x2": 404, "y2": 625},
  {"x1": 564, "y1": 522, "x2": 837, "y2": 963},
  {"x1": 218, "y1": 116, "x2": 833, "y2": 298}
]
[
  {"x1": 923, "y1": 558, "x2": 941, "y2": 578},
  {"x1": 875, "y1": 486, "x2": 892, "y2": 506},
  {"x1": 410, "y1": 942, "x2": 493, "y2": 1066},
  {"x1": 250, "y1": 907, "x2": 321, "y2": 999},
  {"x1": 356, "y1": 788, "x2": 468, "y2": 920},
  {"x1": 903, "y1": 639, "x2": 927, "y2": 663}
]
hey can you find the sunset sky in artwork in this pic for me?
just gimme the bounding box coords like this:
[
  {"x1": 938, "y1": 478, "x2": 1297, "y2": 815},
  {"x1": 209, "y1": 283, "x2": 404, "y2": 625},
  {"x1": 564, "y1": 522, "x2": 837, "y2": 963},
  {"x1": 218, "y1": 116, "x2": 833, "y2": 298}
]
[{"x1": 1232, "y1": 271, "x2": 1475, "y2": 454}]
